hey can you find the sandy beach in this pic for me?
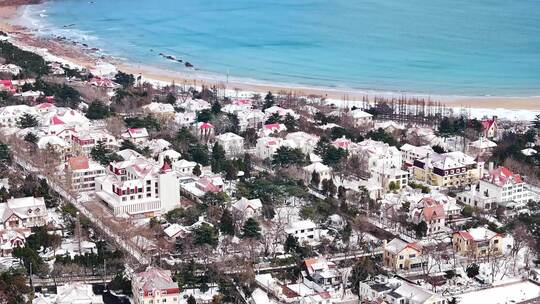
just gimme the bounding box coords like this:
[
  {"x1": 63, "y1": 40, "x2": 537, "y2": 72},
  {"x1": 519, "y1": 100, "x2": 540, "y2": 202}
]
[
  {"x1": 1, "y1": 4, "x2": 540, "y2": 112},
  {"x1": 118, "y1": 62, "x2": 540, "y2": 110}
]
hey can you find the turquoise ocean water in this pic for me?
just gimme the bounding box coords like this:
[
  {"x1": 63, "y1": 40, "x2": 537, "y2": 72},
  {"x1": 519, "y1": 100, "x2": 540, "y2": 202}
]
[{"x1": 21, "y1": 0, "x2": 540, "y2": 96}]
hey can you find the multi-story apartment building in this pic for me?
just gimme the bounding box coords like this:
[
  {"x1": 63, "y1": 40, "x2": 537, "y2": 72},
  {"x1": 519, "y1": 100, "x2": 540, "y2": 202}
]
[
  {"x1": 121, "y1": 128, "x2": 149, "y2": 144},
  {"x1": 302, "y1": 257, "x2": 340, "y2": 287},
  {"x1": 457, "y1": 166, "x2": 532, "y2": 211},
  {"x1": 303, "y1": 162, "x2": 332, "y2": 189},
  {"x1": 64, "y1": 156, "x2": 106, "y2": 192},
  {"x1": 348, "y1": 109, "x2": 373, "y2": 127},
  {"x1": 0, "y1": 105, "x2": 36, "y2": 127},
  {"x1": 468, "y1": 137, "x2": 497, "y2": 157},
  {"x1": 215, "y1": 132, "x2": 245, "y2": 158},
  {"x1": 255, "y1": 136, "x2": 285, "y2": 160},
  {"x1": 400, "y1": 144, "x2": 434, "y2": 167},
  {"x1": 1, "y1": 197, "x2": 47, "y2": 229},
  {"x1": 383, "y1": 238, "x2": 423, "y2": 271},
  {"x1": 95, "y1": 157, "x2": 180, "y2": 217},
  {"x1": 355, "y1": 139, "x2": 409, "y2": 190},
  {"x1": 480, "y1": 166, "x2": 529, "y2": 205},
  {"x1": 413, "y1": 151, "x2": 480, "y2": 188},
  {"x1": 132, "y1": 267, "x2": 180, "y2": 304},
  {"x1": 452, "y1": 227, "x2": 503, "y2": 258},
  {"x1": 410, "y1": 197, "x2": 446, "y2": 236},
  {"x1": 285, "y1": 131, "x2": 319, "y2": 155},
  {"x1": 285, "y1": 220, "x2": 322, "y2": 245},
  {"x1": 481, "y1": 116, "x2": 498, "y2": 139},
  {"x1": 0, "y1": 197, "x2": 47, "y2": 256},
  {"x1": 72, "y1": 129, "x2": 118, "y2": 155}
]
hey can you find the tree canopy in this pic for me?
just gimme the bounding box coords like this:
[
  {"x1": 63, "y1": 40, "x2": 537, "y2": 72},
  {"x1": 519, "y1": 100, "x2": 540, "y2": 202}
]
[
  {"x1": 114, "y1": 71, "x2": 136, "y2": 88},
  {"x1": 272, "y1": 146, "x2": 307, "y2": 168},
  {"x1": 193, "y1": 223, "x2": 218, "y2": 247},
  {"x1": 17, "y1": 113, "x2": 39, "y2": 129},
  {"x1": 86, "y1": 100, "x2": 111, "y2": 120},
  {"x1": 242, "y1": 217, "x2": 261, "y2": 239}
]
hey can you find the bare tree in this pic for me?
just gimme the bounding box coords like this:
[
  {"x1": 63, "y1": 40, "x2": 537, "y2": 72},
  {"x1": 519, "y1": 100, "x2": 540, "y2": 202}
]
[
  {"x1": 510, "y1": 223, "x2": 534, "y2": 275},
  {"x1": 105, "y1": 116, "x2": 126, "y2": 138}
]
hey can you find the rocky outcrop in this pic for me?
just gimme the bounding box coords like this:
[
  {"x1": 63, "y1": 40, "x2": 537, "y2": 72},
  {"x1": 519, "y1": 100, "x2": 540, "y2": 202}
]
[{"x1": 0, "y1": 0, "x2": 41, "y2": 6}]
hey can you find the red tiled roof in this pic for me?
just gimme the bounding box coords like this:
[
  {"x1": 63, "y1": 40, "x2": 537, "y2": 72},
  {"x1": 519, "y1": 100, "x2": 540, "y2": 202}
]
[
  {"x1": 281, "y1": 285, "x2": 299, "y2": 298},
  {"x1": 486, "y1": 166, "x2": 522, "y2": 186},
  {"x1": 406, "y1": 242, "x2": 422, "y2": 252},
  {"x1": 51, "y1": 116, "x2": 65, "y2": 125},
  {"x1": 423, "y1": 204, "x2": 445, "y2": 221},
  {"x1": 233, "y1": 99, "x2": 252, "y2": 105},
  {"x1": 0, "y1": 80, "x2": 13, "y2": 87},
  {"x1": 264, "y1": 123, "x2": 280, "y2": 130},
  {"x1": 455, "y1": 231, "x2": 473, "y2": 241},
  {"x1": 421, "y1": 197, "x2": 445, "y2": 221},
  {"x1": 161, "y1": 161, "x2": 171, "y2": 172},
  {"x1": 481, "y1": 119, "x2": 495, "y2": 131},
  {"x1": 333, "y1": 138, "x2": 351, "y2": 148},
  {"x1": 36, "y1": 102, "x2": 54, "y2": 109},
  {"x1": 199, "y1": 122, "x2": 213, "y2": 129},
  {"x1": 68, "y1": 156, "x2": 89, "y2": 170}
]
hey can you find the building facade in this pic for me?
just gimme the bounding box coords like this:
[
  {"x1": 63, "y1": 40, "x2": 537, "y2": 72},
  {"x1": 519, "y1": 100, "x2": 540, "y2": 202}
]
[
  {"x1": 95, "y1": 157, "x2": 180, "y2": 217},
  {"x1": 132, "y1": 267, "x2": 180, "y2": 304},
  {"x1": 413, "y1": 151, "x2": 480, "y2": 188},
  {"x1": 452, "y1": 227, "x2": 503, "y2": 258}
]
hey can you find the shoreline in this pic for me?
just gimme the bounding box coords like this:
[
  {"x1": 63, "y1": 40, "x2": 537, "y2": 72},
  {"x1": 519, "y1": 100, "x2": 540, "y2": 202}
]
[
  {"x1": 1, "y1": 4, "x2": 540, "y2": 113},
  {"x1": 118, "y1": 62, "x2": 540, "y2": 111}
]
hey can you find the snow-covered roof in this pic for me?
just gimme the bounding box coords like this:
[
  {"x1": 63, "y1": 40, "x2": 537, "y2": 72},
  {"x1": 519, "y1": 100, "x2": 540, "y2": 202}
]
[
  {"x1": 164, "y1": 223, "x2": 189, "y2": 238},
  {"x1": 454, "y1": 227, "x2": 500, "y2": 242},
  {"x1": 143, "y1": 102, "x2": 175, "y2": 113},
  {"x1": 420, "y1": 151, "x2": 476, "y2": 169},
  {"x1": 251, "y1": 288, "x2": 271, "y2": 304},
  {"x1": 303, "y1": 162, "x2": 331, "y2": 174},
  {"x1": 159, "y1": 149, "x2": 181, "y2": 161},
  {"x1": 385, "y1": 238, "x2": 421, "y2": 255},
  {"x1": 286, "y1": 220, "x2": 317, "y2": 233},
  {"x1": 124, "y1": 128, "x2": 149, "y2": 139},
  {"x1": 484, "y1": 166, "x2": 523, "y2": 187},
  {"x1": 522, "y1": 148, "x2": 538, "y2": 156},
  {"x1": 56, "y1": 283, "x2": 103, "y2": 304},
  {"x1": 391, "y1": 281, "x2": 440, "y2": 303},
  {"x1": 134, "y1": 267, "x2": 178, "y2": 293},
  {"x1": 469, "y1": 137, "x2": 497, "y2": 149},
  {"x1": 37, "y1": 135, "x2": 70, "y2": 150},
  {"x1": 116, "y1": 149, "x2": 143, "y2": 161},
  {"x1": 216, "y1": 132, "x2": 244, "y2": 141},
  {"x1": 173, "y1": 159, "x2": 197, "y2": 170},
  {"x1": 232, "y1": 197, "x2": 262, "y2": 212},
  {"x1": 349, "y1": 109, "x2": 372, "y2": 119}
]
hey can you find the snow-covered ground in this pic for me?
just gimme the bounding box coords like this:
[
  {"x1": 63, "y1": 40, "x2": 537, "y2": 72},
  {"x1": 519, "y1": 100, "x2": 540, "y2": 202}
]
[
  {"x1": 457, "y1": 280, "x2": 540, "y2": 304},
  {"x1": 178, "y1": 286, "x2": 220, "y2": 304}
]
